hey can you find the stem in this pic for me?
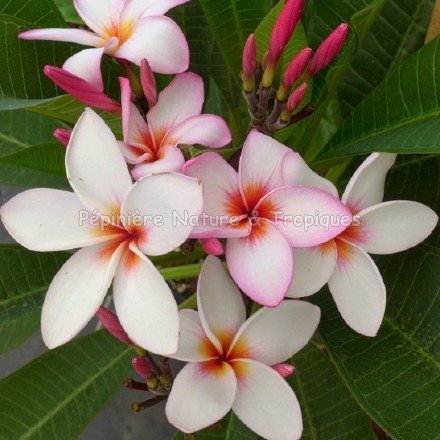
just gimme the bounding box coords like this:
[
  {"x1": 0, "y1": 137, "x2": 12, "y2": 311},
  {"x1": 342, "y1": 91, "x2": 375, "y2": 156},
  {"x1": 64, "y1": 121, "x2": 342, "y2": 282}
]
[
  {"x1": 130, "y1": 395, "x2": 167, "y2": 413},
  {"x1": 178, "y1": 293, "x2": 197, "y2": 310},
  {"x1": 123, "y1": 378, "x2": 148, "y2": 391},
  {"x1": 159, "y1": 263, "x2": 203, "y2": 281},
  {"x1": 118, "y1": 59, "x2": 143, "y2": 101}
]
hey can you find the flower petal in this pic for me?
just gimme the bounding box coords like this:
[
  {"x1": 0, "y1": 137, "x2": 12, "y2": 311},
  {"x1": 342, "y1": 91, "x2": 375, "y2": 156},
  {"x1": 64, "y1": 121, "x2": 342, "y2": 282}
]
[
  {"x1": 131, "y1": 146, "x2": 185, "y2": 179},
  {"x1": 342, "y1": 153, "x2": 397, "y2": 213},
  {"x1": 353, "y1": 201, "x2": 438, "y2": 254},
  {"x1": 19, "y1": 28, "x2": 104, "y2": 46},
  {"x1": 122, "y1": 0, "x2": 190, "y2": 20},
  {"x1": 197, "y1": 256, "x2": 246, "y2": 354},
  {"x1": 286, "y1": 241, "x2": 337, "y2": 298},
  {"x1": 166, "y1": 361, "x2": 237, "y2": 433},
  {"x1": 228, "y1": 300, "x2": 320, "y2": 365},
  {"x1": 329, "y1": 239, "x2": 386, "y2": 337},
  {"x1": 66, "y1": 108, "x2": 133, "y2": 218},
  {"x1": 226, "y1": 219, "x2": 293, "y2": 306},
  {"x1": 41, "y1": 240, "x2": 125, "y2": 348},
  {"x1": 0, "y1": 188, "x2": 119, "y2": 251},
  {"x1": 231, "y1": 359, "x2": 302, "y2": 440},
  {"x1": 163, "y1": 114, "x2": 231, "y2": 149},
  {"x1": 121, "y1": 173, "x2": 203, "y2": 256},
  {"x1": 115, "y1": 16, "x2": 189, "y2": 73},
  {"x1": 113, "y1": 243, "x2": 179, "y2": 354}
]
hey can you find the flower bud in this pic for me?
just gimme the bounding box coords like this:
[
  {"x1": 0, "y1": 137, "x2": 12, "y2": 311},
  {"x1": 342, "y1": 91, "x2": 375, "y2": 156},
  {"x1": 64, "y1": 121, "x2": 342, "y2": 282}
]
[
  {"x1": 200, "y1": 238, "x2": 224, "y2": 256},
  {"x1": 272, "y1": 363, "x2": 296, "y2": 378},
  {"x1": 96, "y1": 306, "x2": 132, "y2": 345},
  {"x1": 280, "y1": 83, "x2": 308, "y2": 122},
  {"x1": 53, "y1": 128, "x2": 71, "y2": 147},
  {"x1": 282, "y1": 48, "x2": 313, "y2": 89},
  {"x1": 140, "y1": 59, "x2": 157, "y2": 108},
  {"x1": 242, "y1": 34, "x2": 257, "y2": 79},
  {"x1": 132, "y1": 356, "x2": 154, "y2": 379}
]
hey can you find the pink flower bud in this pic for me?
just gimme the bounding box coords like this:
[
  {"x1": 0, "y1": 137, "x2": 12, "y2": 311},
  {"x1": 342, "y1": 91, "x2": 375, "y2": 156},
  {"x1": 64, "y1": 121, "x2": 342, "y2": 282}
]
[
  {"x1": 96, "y1": 306, "x2": 132, "y2": 345},
  {"x1": 200, "y1": 238, "x2": 224, "y2": 256},
  {"x1": 286, "y1": 83, "x2": 308, "y2": 111},
  {"x1": 140, "y1": 59, "x2": 157, "y2": 108},
  {"x1": 44, "y1": 66, "x2": 122, "y2": 114},
  {"x1": 242, "y1": 34, "x2": 257, "y2": 78},
  {"x1": 272, "y1": 363, "x2": 296, "y2": 378},
  {"x1": 53, "y1": 128, "x2": 71, "y2": 147},
  {"x1": 282, "y1": 47, "x2": 313, "y2": 88},
  {"x1": 308, "y1": 23, "x2": 349, "y2": 75},
  {"x1": 132, "y1": 357, "x2": 154, "y2": 379},
  {"x1": 269, "y1": 0, "x2": 304, "y2": 63}
]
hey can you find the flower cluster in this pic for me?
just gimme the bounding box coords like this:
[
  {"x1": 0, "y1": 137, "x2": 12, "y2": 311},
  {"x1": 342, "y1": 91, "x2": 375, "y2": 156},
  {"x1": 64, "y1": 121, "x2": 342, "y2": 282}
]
[{"x1": 1, "y1": 0, "x2": 437, "y2": 439}]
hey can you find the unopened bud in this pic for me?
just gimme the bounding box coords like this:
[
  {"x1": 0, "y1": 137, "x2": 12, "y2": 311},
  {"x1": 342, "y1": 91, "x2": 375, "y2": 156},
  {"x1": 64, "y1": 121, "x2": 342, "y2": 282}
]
[
  {"x1": 272, "y1": 363, "x2": 296, "y2": 378},
  {"x1": 200, "y1": 238, "x2": 224, "y2": 256},
  {"x1": 282, "y1": 48, "x2": 313, "y2": 89},
  {"x1": 242, "y1": 34, "x2": 257, "y2": 92},
  {"x1": 96, "y1": 306, "x2": 132, "y2": 345},
  {"x1": 140, "y1": 59, "x2": 157, "y2": 108},
  {"x1": 132, "y1": 356, "x2": 154, "y2": 379},
  {"x1": 280, "y1": 83, "x2": 308, "y2": 122},
  {"x1": 53, "y1": 128, "x2": 71, "y2": 147}
]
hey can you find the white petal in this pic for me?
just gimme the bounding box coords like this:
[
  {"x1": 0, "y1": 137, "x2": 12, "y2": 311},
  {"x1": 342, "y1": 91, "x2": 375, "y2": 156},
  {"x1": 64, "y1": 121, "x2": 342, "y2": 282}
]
[
  {"x1": 231, "y1": 359, "x2": 302, "y2": 440},
  {"x1": 342, "y1": 153, "x2": 397, "y2": 213},
  {"x1": 19, "y1": 28, "x2": 104, "y2": 46},
  {"x1": 329, "y1": 239, "x2": 386, "y2": 337},
  {"x1": 122, "y1": 0, "x2": 190, "y2": 20},
  {"x1": 0, "y1": 189, "x2": 120, "y2": 251},
  {"x1": 41, "y1": 240, "x2": 125, "y2": 348},
  {"x1": 121, "y1": 173, "x2": 203, "y2": 256},
  {"x1": 113, "y1": 244, "x2": 179, "y2": 354},
  {"x1": 66, "y1": 108, "x2": 133, "y2": 218},
  {"x1": 228, "y1": 300, "x2": 320, "y2": 365},
  {"x1": 166, "y1": 361, "x2": 237, "y2": 433},
  {"x1": 286, "y1": 242, "x2": 337, "y2": 298},
  {"x1": 354, "y1": 201, "x2": 438, "y2": 254},
  {"x1": 115, "y1": 16, "x2": 189, "y2": 73}
]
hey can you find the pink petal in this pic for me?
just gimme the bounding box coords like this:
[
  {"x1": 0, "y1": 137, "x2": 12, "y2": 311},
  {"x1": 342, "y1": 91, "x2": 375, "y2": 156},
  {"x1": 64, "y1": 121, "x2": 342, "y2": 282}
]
[
  {"x1": 115, "y1": 16, "x2": 189, "y2": 73},
  {"x1": 228, "y1": 300, "x2": 320, "y2": 365},
  {"x1": 117, "y1": 141, "x2": 151, "y2": 165},
  {"x1": 41, "y1": 240, "x2": 126, "y2": 348},
  {"x1": 166, "y1": 361, "x2": 237, "y2": 433},
  {"x1": 200, "y1": 238, "x2": 224, "y2": 256},
  {"x1": 54, "y1": 128, "x2": 71, "y2": 146},
  {"x1": 113, "y1": 243, "x2": 179, "y2": 354},
  {"x1": 342, "y1": 153, "x2": 397, "y2": 213},
  {"x1": 131, "y1": 146, "x2": 185, "y2": 179},
  {"x1": 96, "y1": 306, "x2": 132, "y2": 345},
  {"x1": 231, "y1": 359, "x2": 302, "y2": 440},
  {"x1": 163, "y1": 114, "x2": 231, "y2": 149},
  {"x1": 329, "y1": 239, "x2": 386, "y2": 337},
  {"x1": 286, "y1": 242, "x2": 337, "y2": 298},
  {"x1": 121, "y1": 0, "x2": 190, "y2": 21},
  {"x1": 19, "y1": 28, "x2": 104, "y2": 46},
  {"x1": 120, "y1": 173, "x2": 203, "y2": 256},
  {"x1": 226, "y1": 219, "x2": 293, "y2": 306},
  {"x1": 66, "y1": 108, "x2": 132, "y2": 218}
]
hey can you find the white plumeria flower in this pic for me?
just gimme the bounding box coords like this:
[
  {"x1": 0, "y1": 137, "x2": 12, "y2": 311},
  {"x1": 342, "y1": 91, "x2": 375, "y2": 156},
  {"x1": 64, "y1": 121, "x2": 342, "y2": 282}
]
[
  {"x1": 0, "y1": 108, "x2": 203, "y2": 354},
  {"x1": 19, "y1": 0, "x2": 190, "y2": 90},
  {"x1": 166, "y1": 256, "x2": 320, "y2": 439},
  {"x1": 282, "y1": 152, "x2": 438, "y2": 336},
  {"x1": 119, "y1": 73, "x2": 231, "y2": 179}
]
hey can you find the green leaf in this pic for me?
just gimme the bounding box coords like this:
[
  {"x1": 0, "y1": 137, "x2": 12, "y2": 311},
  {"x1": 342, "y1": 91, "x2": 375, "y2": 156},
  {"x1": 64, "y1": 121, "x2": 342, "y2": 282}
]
[
  {"x1": 0, "y1": 0, "x2": 65, "y2": 27},
  {"x1": 51, "y1": 0, "x2": 83, "y2": 24},
  {"x1": 316, "y1": 155, "x2": 440, "y2": 440},
  {"x1": 0, "y1": 331, "x2": 132, "y2": 440}
]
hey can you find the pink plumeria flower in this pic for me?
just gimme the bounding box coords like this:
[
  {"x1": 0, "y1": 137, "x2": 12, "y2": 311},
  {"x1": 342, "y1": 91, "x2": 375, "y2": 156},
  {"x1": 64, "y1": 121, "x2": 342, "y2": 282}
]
[
  {"x1": 283, "y1": 152, "x2": 438, "y2": 336},
  {"x1": 119, "y1": 73, "x2": 232, "y2": 179},
  {"x1": 166, "y1": 256, "x2": 320, "y2": 439},
  {"x1": 0, "y1": 108, "x2": 203, "y2": 354},
  {"x1": 19, "y1": 0, "x2": 190, "y2": 90},
  {"x1": 184, "y1": 131, "x2": 352, "y2": 306}
]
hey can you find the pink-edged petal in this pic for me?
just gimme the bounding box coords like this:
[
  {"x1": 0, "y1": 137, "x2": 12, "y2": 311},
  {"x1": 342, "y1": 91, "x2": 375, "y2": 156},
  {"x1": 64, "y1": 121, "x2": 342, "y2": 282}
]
[
  {"x1": 228, "y1": 300, "x2": 320, "y2": 365},
  {"x1": 239, "y1": 130, "x2": 290, "y2": 209},
  {"x1": 66, "y1": 108, "x2": 132, "y2": 218},
  {"x1": 122, "y1": 0, "x2": 190, "y2": 21},
  {"x1": 73, "y1": 0, "x2": 125, "y2": 36},
  {"x1": 286, "y1": 241, "x2": 337, "y2": 298},
  {"x1": 63, "y1": 48, "x2": 104, "y2": 90},
  {"x1": 190, "y1": 219, "x2": 252, "y2": 240},
  {"x1": 121, "y1": 173, "x2": 203, "y2": 256},
  {"x1": 131, "y1": 146, "x2": 185, "y2": 179},
  {"x1": 115, "y1": 16, "x2": 189, "y2": 73},
  {"x1": 19, "y1": 28, "x2": 104, "y2": 46},
  {"x1": 197, "y1": 256, "x2": 246, "y2": 354},
  {"x1": 226, "y1": 219, "x2": 293, "y2": 306},
  {"x1": 282, "y1": 152, "x2": 338, "y2": 197},
  {"x1": 147, "y1": 73, "x2": 204, "y2": 135},
  {"x1": 329, "y1": 239, "x2": 386, "y2": 337},
  {"x1": 342, "y1": 153, "x2": 397, "y2": 213},
  {"x1": 166, "y1": 361, "x2": 237, "y2": 433},
  {"x1": 0, "y1": 189, "x2": 121, "y2": 251},
  {"x1": 41, "y1": 240, "x2": 126, "y2": 348},
  {"x1": 163, "y1": 114, "x2": 231, "y2": 149},
  {"x1": 353, "y1": 201, "x2": 438, "y2": 254},
  {"x1": 257, "y1": 186, "x2": 352, "y2": 247},
  {"x1": 113, "y1": 243, "x2": 179, "y2": 354},
  {"x1": 231, "y1": 359, "x2": 302, "y2": 440},
  {"x1": 171, "y1": 310, "x2": 219, "y2": 362},
  {"x1": 117, "y1": 141, "x2": 151, "y2": 165}
]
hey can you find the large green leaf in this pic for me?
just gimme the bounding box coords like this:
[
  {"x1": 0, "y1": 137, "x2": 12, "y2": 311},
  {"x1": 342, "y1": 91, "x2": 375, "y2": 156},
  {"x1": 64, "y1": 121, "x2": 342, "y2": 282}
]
[
  {"x1": 316, "y1": 155, "x2": 440, "y2": 440},
  {"x1": 0, "y1": 0, "x2": 65, "y2": 27},
  {"x1": 0, "y1": 331, "x2": 132, "y2": 439},
  {"x1": 51, "y1": 0, "x2": 83, "y2": 24}
]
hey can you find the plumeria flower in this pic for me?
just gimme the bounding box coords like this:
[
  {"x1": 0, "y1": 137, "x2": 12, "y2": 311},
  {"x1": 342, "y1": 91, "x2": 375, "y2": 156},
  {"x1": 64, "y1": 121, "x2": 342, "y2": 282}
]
[
  {"x1": 184, "y1": 130, "x2": 352, "y2": 306},
  {"x1": 119, "y1": 73, "x2": 231, "y2": 179},
  {"x1": 19, "y1": 0, "x2": 190, "y2": 90},
  {"x1": 166, "y1": 256, "x2": 320, "y2": 439},
  {"x1": 283, "y1": 152, "x2": 438, "y2": 336},
  {"x1": 0, "y1": 108, "x2": 203, "y2": 354}
]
